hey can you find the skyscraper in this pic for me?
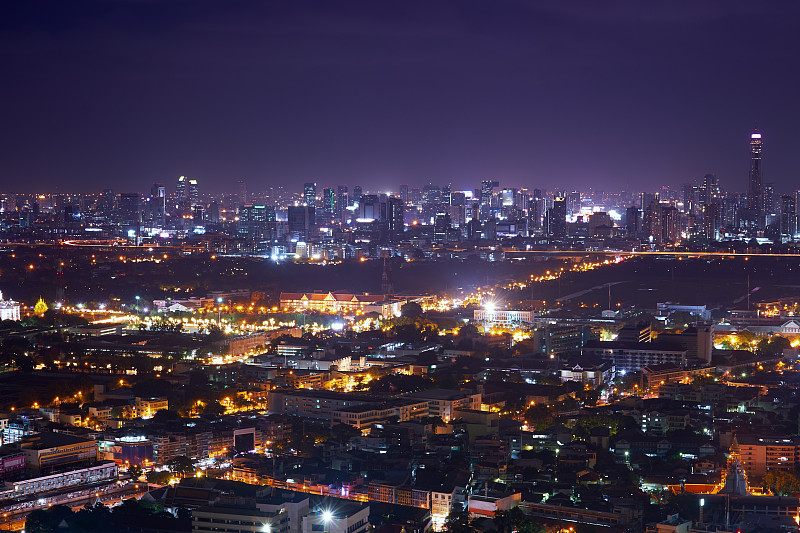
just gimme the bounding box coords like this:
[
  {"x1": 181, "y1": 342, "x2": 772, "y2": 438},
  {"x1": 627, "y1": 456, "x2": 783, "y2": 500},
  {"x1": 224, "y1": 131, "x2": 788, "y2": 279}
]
[
  {"x1": 747, "y1": 130, "x2": 764, "y2": 227},
  {"x1": 336, "y1": 185, "x2": 348, "y2": 218},
  {"x1": 322, "y1": 187, "x2": 335, "y2": 217},
  {"x1": 188, "y1": 178, "x2": 199, "y2": 206},
  {"x1": 176, "y1": 176, "x2": 187, "y2": 211},
  {"x1": 149, "y1": 183, "x2": 166, "y2": 228},
  {"x1": 399, "y1": 184, "x2": 409, "y2": 204},
  {"x1": 547, "y1": 196, "x2": 567, "y2": 238},
  {"x1": 237, "y1": 178, "x2": 247, "y2": 205},
  {"x1": 303, "y1": 182, "x2": 317, "y2": 208},
  {"x1": 388, "y1": 197, "x2": 405, "y2": 243},
  {"x1": 780, "y1": 195, "x2": 797, "y2": 242}
]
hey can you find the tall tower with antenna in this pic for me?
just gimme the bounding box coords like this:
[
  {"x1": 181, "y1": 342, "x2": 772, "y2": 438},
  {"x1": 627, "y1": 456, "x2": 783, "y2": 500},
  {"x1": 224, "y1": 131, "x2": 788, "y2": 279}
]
[{"x1": 747, "y1": 128, "x2": 764, "y2": 229}]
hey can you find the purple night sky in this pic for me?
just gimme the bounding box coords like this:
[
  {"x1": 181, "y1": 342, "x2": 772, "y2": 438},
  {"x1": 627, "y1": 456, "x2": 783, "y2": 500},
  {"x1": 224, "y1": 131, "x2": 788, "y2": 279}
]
[{"x1": 2, "y1": 1, "x2": 800, "y2": 194}]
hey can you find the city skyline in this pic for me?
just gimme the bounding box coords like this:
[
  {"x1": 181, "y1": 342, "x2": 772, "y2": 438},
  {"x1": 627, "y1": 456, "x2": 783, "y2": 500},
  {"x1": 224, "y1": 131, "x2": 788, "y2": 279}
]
[
  {"x1": 2, "y1": 128, "x2": 798, "y2": 201},
  {"x1": 2, "y1": 1, "x2": 800, "y2": 193}
]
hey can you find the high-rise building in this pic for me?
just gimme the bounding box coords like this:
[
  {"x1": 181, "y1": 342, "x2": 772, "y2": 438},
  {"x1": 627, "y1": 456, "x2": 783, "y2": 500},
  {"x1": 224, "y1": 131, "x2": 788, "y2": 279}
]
[
  {"x1": 352, "y1": 186, "x2": 362, "y2": 206},
  {"x1": 625, "y1": 206, "x2": 641, "y2": 238},
  {"x1": 149, "y1": 183, "x2": 166, "y2": 228},
  {"x1": 501, "y1": 188, "x2": 516, "y2": 207},
  {"x1": 388, "y1": 197, "x2": 404, "y2": 243},
  {"x1": 238, "y1": 204, "x2": 276, "y2": 241},
  {"x1": 763, "y1": 182, "x2": 775, "y2": 219},
  {"x1": 643, "y1": 201, "x2": 662, "y2": 244},
  {"x1": 451, "y1": 191, "x2": 466, "y2": 206},
  {"x1": 287, "y1": 206, "x2": 315, "y2": 241},
  {"x1": 662, "y1": 205, "x2": 680, "y2": 243},
  {"x1": 442, "y1": 184, "x2": 452, "y2": 205},
  {"x1": 99, "y1": 189, "x2": 115, "y2": 219},
  {"x1": 747, "y1": 130, "x2": 764, "y2": 228},
  {"x1": 547, "y1": 196, "x2": 567, "y2": 238},
  {"x1": 566, "y1": 191, "x2": 581, "y2": 216},
  {"x1": 703, "y1": 203, "x2": 721, "y2": 241},
  {"x1": 795, "y1": 190, "x2": 800, "y2": 218},
  {"x1": 237, "y1": 178, "x2": 247, "y2": 205},
  {"x1": 433, "y1": 212, "x2": 451, "y2": 243},
  {"x1": 481, "y1": 180, "x2": 498, "y2": 205},
  {"x1": 399, "y1": 184, "x2": 409, "y2": 204},
  {"x1": 480, "y1": 180, "x2": 499, "y2": 218},
  {"x1": 780, "y1": 195, "x2": 797, "y2": 242},
  {"x1": 422, "y1": 184, "x2": 441, "y2": 204},
  {"x1": 118, "y1": 193, "x2": 141, "y2": 227},
  {"x1": 322, "y1": 188, "x2": 335, "y2": 217},
  {"x1": 188, "y1": 178, "x2": 199, "y2": 206},
  {"x1": 303, "y1": 182, "x2": 317, "y2": 208},
  {"x1": 336, "y1": 185, "x2": 348, "y2": 218},
  {"x1": 176, "y1": 176, "x2": 187, "y2": 207},
  {"x1": 176, "y1": 175, "x2": 197, "y2": 214}
]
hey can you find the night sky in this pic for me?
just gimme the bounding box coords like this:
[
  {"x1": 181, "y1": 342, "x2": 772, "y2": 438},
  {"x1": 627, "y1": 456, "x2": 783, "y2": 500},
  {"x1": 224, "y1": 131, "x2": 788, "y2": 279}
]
[{"x1": 2, "y1": 1, "x2": 800, "y2": 194}]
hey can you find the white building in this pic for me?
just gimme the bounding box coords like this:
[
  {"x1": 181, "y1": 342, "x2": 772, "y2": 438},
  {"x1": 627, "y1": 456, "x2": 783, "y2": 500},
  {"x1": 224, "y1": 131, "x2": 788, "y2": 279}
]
[
  {"x1": 474, "y1": 309, "x2": 533, "y2": 327},
  {"x1": 301, "y1": 504, "x2": 369, "y2": 533},
  {"x1": 0, "y1": 292, "x2": 20, "y2": 321}
]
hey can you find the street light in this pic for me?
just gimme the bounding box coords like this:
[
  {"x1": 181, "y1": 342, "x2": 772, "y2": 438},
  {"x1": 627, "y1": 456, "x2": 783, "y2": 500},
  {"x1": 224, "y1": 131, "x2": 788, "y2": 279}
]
[{"x1": 217, "y1": 297, "x2": 223, "y2": 324}]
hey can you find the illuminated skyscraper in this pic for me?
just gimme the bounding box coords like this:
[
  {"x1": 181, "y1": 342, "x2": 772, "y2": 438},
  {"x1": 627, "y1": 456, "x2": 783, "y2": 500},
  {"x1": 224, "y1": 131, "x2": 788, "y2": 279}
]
[
  {"x1": 399, "y1": 184, "x2": 409, "y2": 204},
  {"x1": 336, "y1": 185, "x2": 348, "y2": 218},
  {"x1": 303, "y1": 182, "x2": 317, "y2": 208},
  {"x1": 149, "y1": 183, "x2": 166, "y2": 227},
  {"x1": 176, "y1": 176, "x2": 187, "y2": 209},
  {"x1": 188, "y1": 179, "x2": 199, "y2": 206},
  {"x1": 780, "y1": 195, "x2": 797, "y2": 242},
  {"x1": 547, "y1": 196, "x2": 567, "y2": 238},
  {"x1": 322, "y1": 187, "x2": 335, "y2": 217},
  {"x1": 747, "y1": 130, "x2": 763, "y2": 227}
]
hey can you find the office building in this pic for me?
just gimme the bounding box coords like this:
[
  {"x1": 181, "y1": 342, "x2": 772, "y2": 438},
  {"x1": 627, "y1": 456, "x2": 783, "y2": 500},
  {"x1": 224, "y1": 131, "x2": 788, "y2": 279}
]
[
  {"x1": 400, "y1": 184, "x2": 409, "y2": 204},
  {"x1": 547, "y1": 197, "x2": 567, "y2": 238},
  {"x1": 19, "y1": 432, "x2": 98, "y2": 473},
  {"x1": 301, "y1": 504, "x2": 369, "y2": 533},
  {"x1": 780, "y1": 194, "x2": 797, "y2": 241},
  {"x1": 287, "y1": 206, "x2": 315, "y2": 240},
  {"x1": 303, "y1": 182, "x2": 317, "y2": 208}
]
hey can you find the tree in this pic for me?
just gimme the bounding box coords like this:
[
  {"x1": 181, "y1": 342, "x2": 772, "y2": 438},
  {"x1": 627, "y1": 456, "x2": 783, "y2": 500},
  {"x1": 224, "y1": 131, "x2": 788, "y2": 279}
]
[
  {"x1": 444, "y1": 507, "x2": 475, "y2": 533},
  {"x1": 666, "y1": 311, "x2": 697, "y2": 328},
  {"x1": 128, "y1": 464, "x2": 143, "y2": 481},
  {"x1": 458, "y1": 323, "x2": 479, "y2": 337},
  {"x1": 167, "y1": 455, "x2": 196, "y2": 477},
  {"x1": 146, "y1": 470, "x2": 173, "y2": 485},
  {"x1": 25, "y1": 509, "x2": 53, "y2": 533},
  {"x1": 763, "y1": 470, "x2": 800, "y2": 496},
  {"x1": 151, "y1": 409, "x2": 180, "y2": 423},
  {"x1": 400, "y1": 301, "x2": 423, "y2": 318},
  {"x1": 202, "y1": 400, "x2": 226, "y2": 417},
  {"x1": 329, "y1": 423, "x2": 361, "y2": 443}
]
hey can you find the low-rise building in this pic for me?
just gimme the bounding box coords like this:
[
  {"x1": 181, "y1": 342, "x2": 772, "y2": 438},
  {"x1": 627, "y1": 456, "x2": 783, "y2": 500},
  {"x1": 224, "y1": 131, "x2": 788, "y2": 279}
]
[
  {"x1": 404, "y1": 390, "x2": 481, "y2": 422},
  {"x1": 583, "y1": 340, "x2": 687, "y2": 374},
  {"x1": 134, "y1": 397, "x2": 169, "y2": 419},
  {"x1": 300, "y1": 503, "x2": 369, "y2": 533},
  {"x1": 19, "y1": 432, "x2": 98, "y2": 472},
  {"x1": 732, "y1": 434, "x2": 800, "y2": 480}
]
